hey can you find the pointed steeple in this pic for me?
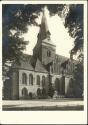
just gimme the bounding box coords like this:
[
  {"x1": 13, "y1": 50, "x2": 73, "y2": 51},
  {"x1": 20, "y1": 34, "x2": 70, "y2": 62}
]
[
  {"x1": 38, "y1": 8, "x2": 51, "y2": 41},
  {"x1": 33, "y1": 8, "x2": 56, "y2": 65}
]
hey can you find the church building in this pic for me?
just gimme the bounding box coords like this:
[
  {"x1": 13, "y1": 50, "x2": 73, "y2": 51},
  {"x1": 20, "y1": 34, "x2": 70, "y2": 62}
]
[{"x1": 3, "y1": 11, "x2": 76, "y2": 100}]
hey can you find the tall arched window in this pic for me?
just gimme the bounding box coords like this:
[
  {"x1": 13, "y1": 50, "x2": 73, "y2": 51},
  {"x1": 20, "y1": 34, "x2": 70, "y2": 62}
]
[
  {"x1": 42, "y1": 76, "x2": 45, "y2": 87},
  {"x1": 22, "y1": 73, "x2": 27, "y2": 85},
  {"x1": 29, "y1": 74, "x2": 33, "y2": 85},
  {"x1": 37, "y1": 75, "x2": 40, "y2": 85}
]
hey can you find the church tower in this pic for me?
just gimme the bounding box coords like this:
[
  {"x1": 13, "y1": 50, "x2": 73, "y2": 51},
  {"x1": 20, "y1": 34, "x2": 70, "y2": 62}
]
[{"x1": 33, "y1": 9, "x2": 56, "y2": 65}]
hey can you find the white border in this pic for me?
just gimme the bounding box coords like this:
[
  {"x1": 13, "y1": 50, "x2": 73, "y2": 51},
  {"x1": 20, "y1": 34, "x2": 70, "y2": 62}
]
[{"x1": 0, "y1": 0, "x2": 87, "y2": 124}]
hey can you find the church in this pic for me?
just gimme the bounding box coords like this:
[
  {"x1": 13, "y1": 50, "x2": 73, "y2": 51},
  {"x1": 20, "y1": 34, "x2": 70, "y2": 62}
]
[{"x1": 3, "y1": 11, "x2": 76, "y2": 100}]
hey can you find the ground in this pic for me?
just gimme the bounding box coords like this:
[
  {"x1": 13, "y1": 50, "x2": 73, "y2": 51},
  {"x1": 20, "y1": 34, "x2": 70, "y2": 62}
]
[{"x1": 2, "y1": 98, "x2": 84, "y2": 111}]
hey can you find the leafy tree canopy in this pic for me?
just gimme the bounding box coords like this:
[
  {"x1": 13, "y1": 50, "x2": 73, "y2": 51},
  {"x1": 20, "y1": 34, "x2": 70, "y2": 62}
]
[{"x1": 2, "y1": 4, "x2": 44, "y2": 63}]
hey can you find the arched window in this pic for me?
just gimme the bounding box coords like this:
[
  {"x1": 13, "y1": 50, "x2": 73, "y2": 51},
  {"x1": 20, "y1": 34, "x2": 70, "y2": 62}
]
[
  {"x1": 47, "y1": 50, "x2": 51, "y2": 57},
  {"x1": 22, "y1": 73, "x2": 27, "y2": 85},
  {"x1": 37, "y1": 75, "x2": 40, "y2": 85},
  {"x1": 29, "y1": 74, "x2": 33, "y2": 85},
  {"x1": 42, "y1": 76, "x2": 45, "y2": 87}
]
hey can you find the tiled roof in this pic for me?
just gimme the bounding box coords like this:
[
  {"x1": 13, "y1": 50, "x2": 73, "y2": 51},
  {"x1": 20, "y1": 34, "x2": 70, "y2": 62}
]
[
  {"x1": 35, "y1": 58, "x2": 48, "y2": 73},
  {"x1": 12, "y1": 54, "x2": 34, "y2": 71}
]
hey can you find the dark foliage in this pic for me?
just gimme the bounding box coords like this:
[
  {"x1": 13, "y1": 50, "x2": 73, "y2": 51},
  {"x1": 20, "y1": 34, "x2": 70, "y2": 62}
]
[
  {"x1": 47, "y1": 4, "x2": 83, "y2": 55},
  {"x1": 48, "y1": 75, "x2": 54, "y2": 98},
  {"x1": 2, "y1": 4, "x2": 45, "y2": 63},
  {"x1": 64, "y1": 4, "x2": 83, "y2": 54},
  {"x1": 73, "y1": 61, "x2": 83, "y2": 98}
]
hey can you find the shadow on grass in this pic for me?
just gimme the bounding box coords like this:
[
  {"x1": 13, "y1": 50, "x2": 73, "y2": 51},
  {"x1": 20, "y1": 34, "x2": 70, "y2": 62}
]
[{"x1": 3, "y1": 105, "x2": 84, "y2": 111}]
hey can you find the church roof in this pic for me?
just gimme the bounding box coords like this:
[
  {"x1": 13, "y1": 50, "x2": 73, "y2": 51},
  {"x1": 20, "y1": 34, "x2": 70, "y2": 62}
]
[
  {"x1": 20, "y1": 61, "x2": 34, "y2": 71},
  {"x1": 12, "y1": 54, "x2": 34, "y2": 71},
  {"x1": 24, "y1": 55, "x2": 48, "y2": 73},
  {"x1": 35, "y1": 58, "x2": 48, "y2": 73}
]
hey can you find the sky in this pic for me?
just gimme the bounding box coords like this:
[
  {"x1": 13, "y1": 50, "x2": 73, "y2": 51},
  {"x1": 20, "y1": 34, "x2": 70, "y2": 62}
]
[{"x1": 23, "y1": 7, "x2": 74, "y2": 58}]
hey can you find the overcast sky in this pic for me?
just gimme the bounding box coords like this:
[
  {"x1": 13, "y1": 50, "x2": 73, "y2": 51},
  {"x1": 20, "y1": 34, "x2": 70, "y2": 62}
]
[{"x1": 23, "y1": 7, "x2": 74, "y2": 58}]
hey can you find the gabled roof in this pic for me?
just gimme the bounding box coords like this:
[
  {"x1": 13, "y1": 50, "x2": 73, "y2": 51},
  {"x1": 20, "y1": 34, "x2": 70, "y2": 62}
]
[
  {"x1": 12, "y1": 54, "x2": 34, "y2": 71},
  {"x1": 12, "y1": 61, "x2": 34, "y2": 71},
  {"x1": 35, "y1": 58, "x2": 48, "y2": 73},
  {"x1": 20, "y1": 61, "x2": 34, "y2": 71}
]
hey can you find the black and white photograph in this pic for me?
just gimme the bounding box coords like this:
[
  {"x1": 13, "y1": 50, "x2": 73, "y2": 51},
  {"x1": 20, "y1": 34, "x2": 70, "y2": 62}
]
[
  {"x1": 2, "y1": 3, "x2": 84, "y2": 110},
  {"x1": 0, "y1": 0, "x2": 87, "y2": 124}
]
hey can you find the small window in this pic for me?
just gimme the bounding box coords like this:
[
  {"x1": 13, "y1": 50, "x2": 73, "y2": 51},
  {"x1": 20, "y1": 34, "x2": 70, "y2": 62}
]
[{"x1": 47, "y1": 50, "x2": 51, "y2": 57}]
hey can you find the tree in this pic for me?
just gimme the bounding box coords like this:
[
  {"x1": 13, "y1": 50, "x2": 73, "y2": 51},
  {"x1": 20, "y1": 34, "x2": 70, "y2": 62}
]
[
  {"x1": 2, "y1": 4, "x2": 44, "y2": 63},
  {"x1": 64, "y1": 5, "x2": 84, "y2": 98},
  {"x1": 56, "y1": 5, "x2": 84, "y2": 98},
  {"x1": 48, "y1": 74, "x2": 54, "y2": 98},
  {"x1": 73, "y1": 60, "x2": 83, "y2": 98},
  {"x1": 2, "y1": 4, "x2": 44, "y2": 80},
  {"x1": 48, "y1": 83, "x2": 54, "y2": 98},
  {"x1": 64, "y1": 5, "x2": 83, "y2": 54},
  {"x1": 47, "y1": 4, "x2": 83, "y2": 55}
]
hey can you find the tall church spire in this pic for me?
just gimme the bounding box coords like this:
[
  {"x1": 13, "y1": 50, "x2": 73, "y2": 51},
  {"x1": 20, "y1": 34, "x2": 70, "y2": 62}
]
[
  {"x1": 33, "y1": 7, "x2": 56, "y2": 65},
  {"x1": 38, "y1": 8, "x2": 51, "y2": 41}
]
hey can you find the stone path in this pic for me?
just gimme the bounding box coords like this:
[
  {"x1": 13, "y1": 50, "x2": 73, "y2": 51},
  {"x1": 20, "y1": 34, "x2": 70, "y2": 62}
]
[{"x1": 2, "y1": 99, "x2": 84, "y2": 110}]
